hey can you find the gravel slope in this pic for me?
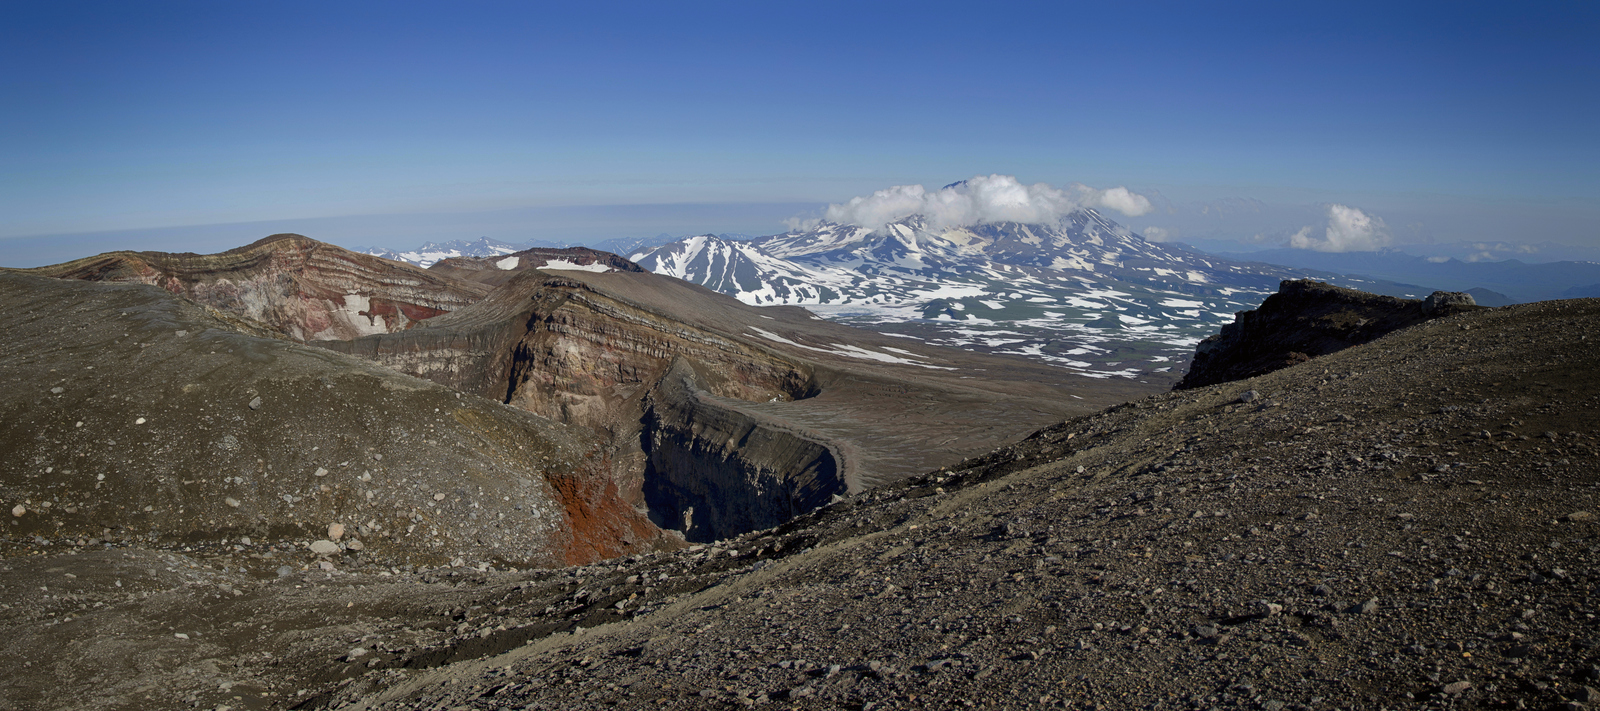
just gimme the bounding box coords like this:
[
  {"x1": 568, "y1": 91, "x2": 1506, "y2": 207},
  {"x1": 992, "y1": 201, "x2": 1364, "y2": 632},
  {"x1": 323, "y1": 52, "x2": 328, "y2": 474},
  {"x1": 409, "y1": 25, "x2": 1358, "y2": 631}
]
[
  {"x1": 325, "y1": 297, "x2": 1600, "y2": 711},
  {"x1": 4, "y1": 293, "x2": 1597, "y2": 711}
]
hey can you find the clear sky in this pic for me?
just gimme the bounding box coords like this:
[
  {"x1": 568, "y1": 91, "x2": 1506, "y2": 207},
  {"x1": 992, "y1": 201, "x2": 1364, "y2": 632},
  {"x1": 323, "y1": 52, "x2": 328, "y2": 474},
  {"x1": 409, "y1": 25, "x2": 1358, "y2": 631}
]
[{"x1": 2, "y1": 0, "x2": 1596, "y2": 264}]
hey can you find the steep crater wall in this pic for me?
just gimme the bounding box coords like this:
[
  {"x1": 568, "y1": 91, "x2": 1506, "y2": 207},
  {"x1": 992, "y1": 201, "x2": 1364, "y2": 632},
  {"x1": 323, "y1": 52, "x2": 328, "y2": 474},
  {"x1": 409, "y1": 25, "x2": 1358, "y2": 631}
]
[
  {"x1": 321, "y1": 271, "x2": 834, "y2": 543},
  {"x1": 640, "y1": 362, "x2": 848, "y2": 542}
]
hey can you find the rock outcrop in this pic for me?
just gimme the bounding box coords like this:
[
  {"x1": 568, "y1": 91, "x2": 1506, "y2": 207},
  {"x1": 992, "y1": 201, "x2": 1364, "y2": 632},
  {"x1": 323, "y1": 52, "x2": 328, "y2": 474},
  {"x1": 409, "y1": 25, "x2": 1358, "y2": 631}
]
[
  {"x1": 1176, "y1": 278, "x2": 1480, "y2": 389},
  {"x1": 16, "y1": 234, "x2": 489, "y2": 341},
  {"x1": 321, "y1": 270, "x2": 839, "y2": 542}
]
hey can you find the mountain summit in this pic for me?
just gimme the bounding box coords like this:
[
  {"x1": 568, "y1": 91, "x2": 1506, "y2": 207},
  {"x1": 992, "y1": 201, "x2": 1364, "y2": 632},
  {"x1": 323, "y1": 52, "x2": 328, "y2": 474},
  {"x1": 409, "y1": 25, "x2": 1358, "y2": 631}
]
[{"x1": 634, "y1": 210, "x2": 1401, "y2": 382}]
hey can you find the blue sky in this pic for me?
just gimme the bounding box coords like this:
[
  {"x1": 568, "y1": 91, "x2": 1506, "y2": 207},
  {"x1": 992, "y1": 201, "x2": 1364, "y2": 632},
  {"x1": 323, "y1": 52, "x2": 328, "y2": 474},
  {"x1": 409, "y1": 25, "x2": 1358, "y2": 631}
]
[{"x1": 2, "y1": 1, "x2": 1596, "y2": 264}]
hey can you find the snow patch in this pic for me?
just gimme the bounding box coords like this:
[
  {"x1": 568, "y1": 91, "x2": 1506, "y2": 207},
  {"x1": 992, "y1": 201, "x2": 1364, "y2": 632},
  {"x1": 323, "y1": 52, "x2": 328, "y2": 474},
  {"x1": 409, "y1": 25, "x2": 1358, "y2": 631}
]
[{"x1": 539, "y1": 259, "x2": 613, "y2": 273}]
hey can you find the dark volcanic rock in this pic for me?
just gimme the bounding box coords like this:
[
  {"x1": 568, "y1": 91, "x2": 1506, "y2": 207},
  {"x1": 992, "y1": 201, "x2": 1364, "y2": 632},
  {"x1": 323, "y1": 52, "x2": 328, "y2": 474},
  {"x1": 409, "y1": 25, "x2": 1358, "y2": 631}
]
[
  {"x1": 7, "y1": 279, "x2": 1599, "y2": 711},
  {"x1": 1176, "y1": 278, "x2": 1481, "y2": 389}
]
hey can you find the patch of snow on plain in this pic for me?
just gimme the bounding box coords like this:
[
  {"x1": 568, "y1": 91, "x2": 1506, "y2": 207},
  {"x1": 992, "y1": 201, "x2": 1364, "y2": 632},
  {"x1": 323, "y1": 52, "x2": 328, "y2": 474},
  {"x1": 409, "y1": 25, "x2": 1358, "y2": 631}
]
[
  {"x1": 747, "y1": 327, "x2": 954, "y2": 369},
  {"x1": 539, "y1": 259, "x2": 613, "y2": 273},
  {"x1": 496, "y1": 257, "x2": 519, "y2": 270}
]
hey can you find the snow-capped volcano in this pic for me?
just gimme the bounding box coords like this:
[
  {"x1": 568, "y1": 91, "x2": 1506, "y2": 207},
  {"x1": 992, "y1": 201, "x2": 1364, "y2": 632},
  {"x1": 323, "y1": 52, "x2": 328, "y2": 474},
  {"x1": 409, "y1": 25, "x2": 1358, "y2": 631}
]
[{"x1": 635, "y1": 209, "x2": 1413, "y2": 381}]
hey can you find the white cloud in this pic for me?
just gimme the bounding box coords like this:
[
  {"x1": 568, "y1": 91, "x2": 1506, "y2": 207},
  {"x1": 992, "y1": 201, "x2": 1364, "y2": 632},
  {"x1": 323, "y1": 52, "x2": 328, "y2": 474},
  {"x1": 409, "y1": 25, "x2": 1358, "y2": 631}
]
[
  {"x1": 814, "y1": 174, "x2": 1155, "y2": 232},
  {"x1": 1141, "y1": 226, "x2": 1175, "y2": 242},
  {"x1": 1287, "y1": 204, "x2": 1391, "y2": 252},
  {"x1": 1091, "y1": 186, "x2": 1155, "y2": 217}
]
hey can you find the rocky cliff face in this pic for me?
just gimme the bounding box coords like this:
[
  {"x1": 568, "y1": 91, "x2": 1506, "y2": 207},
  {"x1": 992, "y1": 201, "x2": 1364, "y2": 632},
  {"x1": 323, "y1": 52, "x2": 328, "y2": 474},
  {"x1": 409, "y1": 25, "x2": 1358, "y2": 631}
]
[
  {"x1": 17, "y1": 234, "x2": 489, "y2": 341},
  {"x1": 321, "y1": 267, "x2": 1123, "y2": 543},
  {"x1": 640, "y1": 361, "x2": 846, "y2": 541},
  {"x1": 321, "y1": 270, "x2": 830, "y2": 543},
  {"x1": 1176, "y1": 279, "x2": 1481, "y2": 389},
  {"x1": 0, "y1": 272, "x2": 673, "y2": 568}
]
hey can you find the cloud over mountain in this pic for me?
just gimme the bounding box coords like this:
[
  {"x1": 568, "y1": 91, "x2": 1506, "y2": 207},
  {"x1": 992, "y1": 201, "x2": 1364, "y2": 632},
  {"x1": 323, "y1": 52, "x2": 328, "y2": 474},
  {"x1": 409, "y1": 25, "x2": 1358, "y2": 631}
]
[
  {"x1": 805, "y1": 174, "x2": 1154, "y2": 232},
  {"x1": 1287, "y1": 203, "x2": 1392, "y2": 252}
]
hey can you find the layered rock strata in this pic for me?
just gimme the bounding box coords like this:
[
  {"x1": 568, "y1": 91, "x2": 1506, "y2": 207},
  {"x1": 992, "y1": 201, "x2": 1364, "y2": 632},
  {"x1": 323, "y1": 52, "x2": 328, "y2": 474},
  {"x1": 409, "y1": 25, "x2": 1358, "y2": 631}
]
[
  {"x1": 18, "y1": 234, "x2": 488, "y2": 341},
  {"x1": 322, "y1": 270, "x2": 841, "y2": 542}
]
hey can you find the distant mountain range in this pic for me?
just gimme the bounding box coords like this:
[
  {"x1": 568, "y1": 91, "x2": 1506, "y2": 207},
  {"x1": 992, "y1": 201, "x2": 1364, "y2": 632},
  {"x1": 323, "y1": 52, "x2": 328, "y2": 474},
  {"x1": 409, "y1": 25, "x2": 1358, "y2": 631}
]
[
  {"x1": 1211, "y1": 248, "x2": 1600, "y2": 304},
  {"x1": 629, "y1": 211, "x2": 1434, "y2": 382},
  {"x1": 359, "y1": 237, "x2": 526, "y2": 267},
  {"x1": 356, "y1": 219, "x2": 1598, "y2": 383},
  {"x1": 358, "y1": 234, "x2": 715, "y2": 268}
]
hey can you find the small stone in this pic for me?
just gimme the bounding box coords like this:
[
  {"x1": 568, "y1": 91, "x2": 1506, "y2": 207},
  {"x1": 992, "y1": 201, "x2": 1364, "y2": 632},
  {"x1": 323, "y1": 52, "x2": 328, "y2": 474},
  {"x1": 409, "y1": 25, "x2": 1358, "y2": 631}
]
[
  {"x1": 248, "y1": 397, "x2": 262, "y2": 410},
  {"x1": 433, "y1": 493, "x2": 447, "y2": 501},
  {"x1": 1442, "y1": 680, "x2": 1471, "y2": 694},
  {"x1": 1576, "y1": 686, "x2": 1600, "y2": 704},
  {"x1": 49, "y1": 387, "x2": 63, "y2": 394},
  {"x1": 318, "y1": 561, "x2": 335, "y2": 571},
  {"x1": 1565, "y1": 512, "x2": 1594, "y2": 522},
  {"x1": 224, "y1": 497, "x2": 240, "y2": 508},
  {"x1": 309, "y1": 540, "x2": 339, "y2": 555},
  {"x1": 1258, "y1": 601, "x2": 1283, "y2": 616},
  {"x1": 134, "y1": 417, "x2": 146, "y2": 425},
  {"x1": 11, "y1": 505, "x2": 24, "y2": 517},
  {"x1": 346, "y1": 647, "x2": 368, "y2": 659},
  {"x1": 314, "y1": 468, "x2": 328, "y2": 477},
  {"x1": 276, "y1": 565, "x2": 294, "y2": 577},
  {"x1": 327, "y1": 523, "x2": 345, "y2": 540},
  {"x1": 1349, "y1": 598, "x2": 1379, "y2": 614},
  {"x1": 345, "y1": 539, "x2": 364, "y2": 551},
  {"x1": 174, "y1": 633, "x2": 189, "y2": 640},
  {"x1": 1239, "y1": 390, "x2": 1261, "y2": 403}
]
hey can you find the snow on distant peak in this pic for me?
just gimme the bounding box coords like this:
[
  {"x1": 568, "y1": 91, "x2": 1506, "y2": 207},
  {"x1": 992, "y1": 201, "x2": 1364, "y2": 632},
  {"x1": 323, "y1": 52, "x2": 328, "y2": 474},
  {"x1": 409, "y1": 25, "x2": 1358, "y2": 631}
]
[{"x1": 364, "y1": 238, "x2": 523, "y2": 267}]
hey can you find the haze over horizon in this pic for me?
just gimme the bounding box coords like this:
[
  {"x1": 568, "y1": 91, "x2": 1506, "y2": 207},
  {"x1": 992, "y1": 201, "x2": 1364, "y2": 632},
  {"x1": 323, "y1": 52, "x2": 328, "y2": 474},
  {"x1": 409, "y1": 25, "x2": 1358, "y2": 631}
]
[{"x1": 2, "y1": 1, "x2": 1596, "y2": 266}]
